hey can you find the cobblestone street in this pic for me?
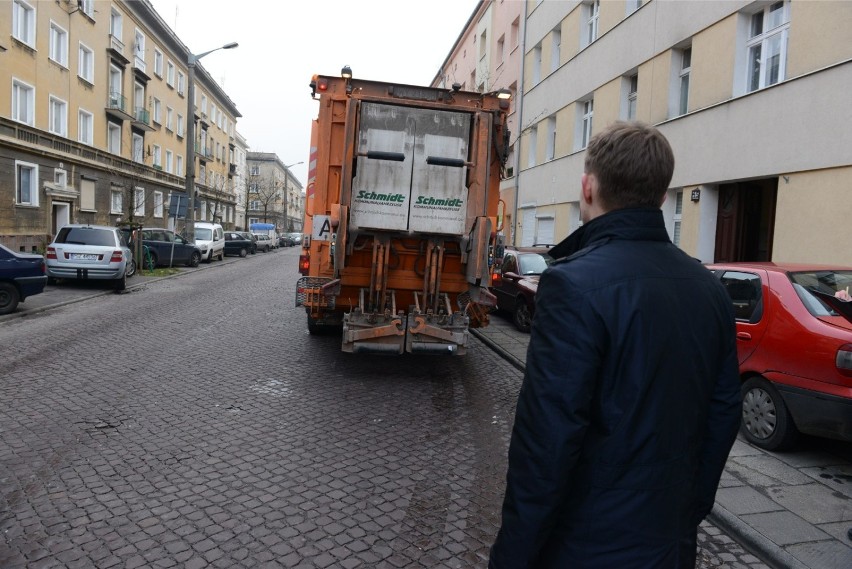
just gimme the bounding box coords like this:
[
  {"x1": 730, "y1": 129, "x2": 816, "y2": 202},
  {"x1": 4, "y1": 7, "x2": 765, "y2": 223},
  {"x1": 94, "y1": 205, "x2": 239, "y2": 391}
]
[{"x1": 1, "y1": 250, "x2": 771, "y2": 567}]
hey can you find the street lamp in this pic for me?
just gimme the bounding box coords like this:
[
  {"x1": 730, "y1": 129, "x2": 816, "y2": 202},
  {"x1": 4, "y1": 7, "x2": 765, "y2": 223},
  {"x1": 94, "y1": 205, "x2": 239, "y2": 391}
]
[
  {"x1": 184, "y1": 41, "x2": 238, "y2": 240},
  {"x1": 282, "y1": 161, "x2": 303, "y2": 233}
]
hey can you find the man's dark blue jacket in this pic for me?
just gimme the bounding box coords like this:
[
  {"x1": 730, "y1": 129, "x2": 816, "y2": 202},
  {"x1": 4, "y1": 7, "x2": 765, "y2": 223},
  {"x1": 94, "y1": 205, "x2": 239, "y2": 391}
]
[{"x1": 489, "y1": 208, "x2": 741, "y2": 568}]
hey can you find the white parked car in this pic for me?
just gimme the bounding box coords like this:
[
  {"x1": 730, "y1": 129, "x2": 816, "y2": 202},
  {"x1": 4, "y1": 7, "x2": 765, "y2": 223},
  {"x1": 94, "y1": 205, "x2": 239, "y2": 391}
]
[
  {"x1": 252, "y1": 233, "x2": 275, "y2": 253},
  {"x1": 45, "y1": 225, "x2": 134, "y2": 291},
  {"x1": 194, "y1": 222, "x2": 225, "y2": 262}
]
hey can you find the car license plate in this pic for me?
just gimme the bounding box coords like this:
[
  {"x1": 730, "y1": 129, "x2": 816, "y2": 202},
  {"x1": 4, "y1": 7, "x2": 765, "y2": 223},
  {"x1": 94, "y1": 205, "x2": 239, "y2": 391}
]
[{"x1": 71, "y1": 253, "x2": 98, "y2": 260}]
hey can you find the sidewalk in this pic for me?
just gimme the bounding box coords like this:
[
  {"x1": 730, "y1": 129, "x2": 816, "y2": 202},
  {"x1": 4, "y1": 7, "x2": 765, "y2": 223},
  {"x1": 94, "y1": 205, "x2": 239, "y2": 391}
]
[{"x1": 473, "y1": 314, "x2": 852, "y2": 569}]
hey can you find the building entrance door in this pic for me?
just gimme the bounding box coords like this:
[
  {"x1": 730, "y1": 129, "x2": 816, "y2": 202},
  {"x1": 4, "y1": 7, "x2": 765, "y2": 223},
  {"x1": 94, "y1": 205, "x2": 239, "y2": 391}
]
[
  {"x1": 52, "y1": 202, "x2": 71, "y2": 240},
  {"x1": 714, "y1": 179, "x2": 777, "y2": 262}
]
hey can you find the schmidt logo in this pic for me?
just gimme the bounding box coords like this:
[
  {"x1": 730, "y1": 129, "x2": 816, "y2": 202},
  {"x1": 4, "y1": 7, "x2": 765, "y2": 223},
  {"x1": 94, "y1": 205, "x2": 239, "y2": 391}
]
[
  {"x1": 355, "y1": 191, "x2": 406, "y2": 203},
  {"x1": 414, "y1": 196, "x2": 463, "y2": 208}
]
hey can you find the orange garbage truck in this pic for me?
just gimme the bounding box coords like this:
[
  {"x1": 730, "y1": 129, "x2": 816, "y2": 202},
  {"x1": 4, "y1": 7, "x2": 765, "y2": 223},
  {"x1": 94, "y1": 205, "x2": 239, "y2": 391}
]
[{"x1": 296, "y1": 72, "x2": 511, "y2": 355}]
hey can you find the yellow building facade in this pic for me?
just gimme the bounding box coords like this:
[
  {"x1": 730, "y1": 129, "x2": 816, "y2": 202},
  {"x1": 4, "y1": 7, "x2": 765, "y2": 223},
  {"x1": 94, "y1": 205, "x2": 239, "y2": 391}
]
[{"x1": 1, "y1": 0, "x2": 241, "y2": 252}]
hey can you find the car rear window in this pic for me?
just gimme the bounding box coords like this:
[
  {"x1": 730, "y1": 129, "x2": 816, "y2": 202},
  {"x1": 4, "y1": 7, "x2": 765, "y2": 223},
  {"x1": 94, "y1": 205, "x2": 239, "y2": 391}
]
[
  {"x1": 790, "y1": 270, "x2": 852, "y2": 317},
  {"x1": 55, "y1": 227, "x2": 117, "y2": 247}
]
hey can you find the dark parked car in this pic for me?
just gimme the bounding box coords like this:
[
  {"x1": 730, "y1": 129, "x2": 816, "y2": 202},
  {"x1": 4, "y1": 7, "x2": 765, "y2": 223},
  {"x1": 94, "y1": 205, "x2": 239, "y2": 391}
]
[
  {"x1": 225, "y1": 232, "x2": 257, "y2": 257},
  {"x1": 138, "y1": 228, "x2": 201, "y2": 267},
  {"x1": 490, "y1": 247, "x2": 553, "y2": 332},
  {"x1": 0, "y1": 243, "x2": 47, "y2": 315},
  {"x1": 706, "y1": 262, "x2": 852, "y2": 450},
  {"x1": 279, "y1": 234, "x2": 296, "y2": 247}
]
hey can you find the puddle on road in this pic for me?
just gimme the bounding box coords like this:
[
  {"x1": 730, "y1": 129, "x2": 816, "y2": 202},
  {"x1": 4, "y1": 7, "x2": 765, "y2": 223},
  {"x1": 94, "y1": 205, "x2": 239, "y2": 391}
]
[{"x1": 249, "y1": 379, "x2": 292, "y2": 397}]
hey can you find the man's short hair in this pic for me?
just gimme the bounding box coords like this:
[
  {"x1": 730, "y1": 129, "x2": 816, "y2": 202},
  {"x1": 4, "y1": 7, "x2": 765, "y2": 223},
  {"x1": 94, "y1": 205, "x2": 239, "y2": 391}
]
[{"x1": 584, "y1": 121, "x2": 675, "y2": 210}]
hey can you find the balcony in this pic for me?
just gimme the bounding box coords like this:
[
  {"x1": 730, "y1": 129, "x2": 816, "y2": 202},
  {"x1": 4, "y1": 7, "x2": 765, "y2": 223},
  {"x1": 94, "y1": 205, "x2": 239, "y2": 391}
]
[
  {"x1": 132, "y1": 107, "x2": 155, "y2": 131},
  {"x1": 107, "y1": 34, "x2": 130, "y2": 66},
  {"x1": 106, "y1": 92, "x2": 134, "y2": 121}
]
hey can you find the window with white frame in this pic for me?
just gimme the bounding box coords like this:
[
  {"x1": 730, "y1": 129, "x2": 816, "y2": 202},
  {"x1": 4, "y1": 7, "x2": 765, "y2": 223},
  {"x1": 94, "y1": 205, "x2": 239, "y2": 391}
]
[
  {"x1": 49, "y1": 21, "x2": 69, "y2": 66},
  {"x1": 152, "y1": 144, "x2": 162, "y2": 168},
  {"x1": 199, "y1": 164, "x2": 206, "y2": 184},
  {"x1": 166, "y1": 107, "x2": 173, "y2": 131},
  {"x1": 746, "y1": 1, "x2": 790, "y2": 92},
  {"x1": 12, "y1": 0, "x2": 36, "y2": 48},
  {"x1": 78, "y1": 43, "x2": 94, "y2": 83},
  {"x1": 165, "y1": 150, "x2": 173, "y2": 173},
  {"x1": 176, "y1": 155, "x2": 184, "y2": 177},
  {"x1": 177, "y1": 113, "x2": 184, "y2": 137},
  {"x1": 578, "y1": 98, "x2": 594, "y2": 150},
  {"x1": 200, "y1": 94, "x2": 208, "y2": 116},
  {"x1": 154, "y1": 191, "x2": 164, "y2": 218},
  {"x1": 177, "y1": 71, "x2": 185, "y2": 95},
  {"x1": 152, "y1": 98, "x2": 162, "y2": 124},
  {"x1": 49, "y1": 96, "x2": 68, "y2": 137},
  {"x1": 551, "y1": 27, "x2": 561, "y2": 72},
  {"x1": 15, "y1": 161, "x2": 39, "y2": 206},
  {"x1": 111, "y1": 189, "x2": 123, "y2": 214},
  {"x1": 627, "y1": 0, "x2": 643, "y2": 15},
  {"x1": 166, "y1": 61, "x2": 175, "y2": 87},
  {"x1": 545, "y1": 116, "x2": 557, "y2": 161},
  {"x1": 108, "y1": 122, "x2": 121, "y2": 153},
  {"x1": 497, "y1": 35, "x2": 505, "y2": 65},
  {"x1": 527, "y1": 125, "x2": 538, "y2": 168},
  {"x1": 79, "y1": 0, "x2": 93, "y2": 18},
  {"x1": 134, "y1": 187, "x2": 145, "y2": 216},
  {"x1": 12, "y1": 79, "x2": 35, "y2": 125},
  {"x1": 626, "y1": 74, "x2": 638, "y2": 120},
  {"x1": 679, "y1": 47, "x2": 691, "y2": 116},
  {"x1": 134, "y1": 29, "x2": 145, "y2": 70},
  {"x1": 584, "y1": 0, "x2": 600, "y2": 47},
  {"x1": 154, "y1": 49, "x2": 163, "y2": 77},
  {"x1": 78, "y1": 109, "x2": 93, "y2": 145},
  {"x1": 673, "y1": 190, "x2": 683, "y2": 247},
  {"x1": 109, "y1": 8, "x2": 122, "y2": 41},
  {"x1": 532, "y1": 44, "x2": 542, "y2": 85},
  {"x1": 511, "y1": 17, "x2": 520, "y2": 49},
  {"x1": 109, "y1": 64, "x2": 123, "y2": 100},
  {"x1": 132, "y1": 132, "x2": 143, "y2": 163},
  {"x1": 54, "y1": 168, "x2": 68, "y2": 188}
]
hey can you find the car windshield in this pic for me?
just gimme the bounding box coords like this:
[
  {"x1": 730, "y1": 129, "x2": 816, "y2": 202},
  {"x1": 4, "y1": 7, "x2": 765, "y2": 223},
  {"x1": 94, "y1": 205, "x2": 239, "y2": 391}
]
[
  {"x1": 55, "y1": 227, "x2": 116, "y2": 246},
  {"x1": 518, "y1": 253, "x2": 552, "y2": 275},
  {"x1": 195, "y1": 228, "x2": 212, "y2": 241},
  {"x1": 790, "y1": 270, "x2": 852, "y2": 317}
]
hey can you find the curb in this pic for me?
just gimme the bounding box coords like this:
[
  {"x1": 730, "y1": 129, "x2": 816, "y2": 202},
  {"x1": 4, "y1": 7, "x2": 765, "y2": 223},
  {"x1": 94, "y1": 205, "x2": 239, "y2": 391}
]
[{"x1": 471, "y1": 327, "x2": 787, "y2": 569}]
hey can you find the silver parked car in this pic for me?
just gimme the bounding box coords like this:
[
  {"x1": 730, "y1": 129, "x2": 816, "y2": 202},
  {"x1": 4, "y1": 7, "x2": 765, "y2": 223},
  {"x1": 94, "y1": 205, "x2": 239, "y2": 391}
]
[{"x1": 46, "y1": 225, "x2": 135, "y2": 291}]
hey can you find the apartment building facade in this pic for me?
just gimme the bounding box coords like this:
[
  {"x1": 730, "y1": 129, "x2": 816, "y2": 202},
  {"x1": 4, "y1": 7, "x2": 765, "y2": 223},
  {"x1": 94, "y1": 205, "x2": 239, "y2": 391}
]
[
  {"x1": 1, "y1": 0, "x2": 241, "y2": 252},
  {"x1": 432, "y1": 0, "x2": 524, "y2": 245},
  {"x1": 517, "y1": 0, "x2": 852, "y2": 265},
  {"x1": 245, "y1": 152, "x2": 304, "y2": 234},
  {"x1": 232, "y1": 130, "x2": 249, "y2": 230}
]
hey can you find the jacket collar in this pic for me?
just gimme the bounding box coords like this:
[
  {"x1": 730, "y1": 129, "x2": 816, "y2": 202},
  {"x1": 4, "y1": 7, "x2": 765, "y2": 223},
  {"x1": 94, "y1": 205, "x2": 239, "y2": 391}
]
[{"x1": 549, "y1": 207, "x2": 670, "y2": 260}]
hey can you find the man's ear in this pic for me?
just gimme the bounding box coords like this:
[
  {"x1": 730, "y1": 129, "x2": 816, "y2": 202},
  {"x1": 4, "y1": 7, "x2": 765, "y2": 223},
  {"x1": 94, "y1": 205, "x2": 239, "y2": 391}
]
[{"x1": 581, "y1": 172, "x2": 594, "y2": 204}]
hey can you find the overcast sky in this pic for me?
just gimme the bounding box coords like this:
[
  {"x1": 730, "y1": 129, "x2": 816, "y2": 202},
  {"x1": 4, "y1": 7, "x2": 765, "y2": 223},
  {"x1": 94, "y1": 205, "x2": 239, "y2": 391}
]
[{"x1": 149, "y1": 0, "x2": 480, "y2": 187}]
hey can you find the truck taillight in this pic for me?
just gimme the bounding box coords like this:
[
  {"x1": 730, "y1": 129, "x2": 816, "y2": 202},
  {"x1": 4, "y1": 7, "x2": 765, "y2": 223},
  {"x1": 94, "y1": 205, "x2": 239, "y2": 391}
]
[
  {"x1": 299, "y1": 253, "x2": 310, "y2": 275},
  {"x1": 110, "y1": 250, "x2": 123, "y2": 263},
  {"x1": 837, "y1": 344, "x2": 852, "y2": 377},
  {"x1": 46, "y1": 247, "x2": 57, "y2": 260},
  {"x1": 317, "y1": 78, "x2": 329, "y2": 92},
  {"x1": 491, "y1": 272, "x2": 500, "y2": 285}
]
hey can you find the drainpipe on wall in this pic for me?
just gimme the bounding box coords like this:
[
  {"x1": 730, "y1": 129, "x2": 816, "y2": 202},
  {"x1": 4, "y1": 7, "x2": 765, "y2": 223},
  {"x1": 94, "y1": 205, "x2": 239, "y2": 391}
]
[{"x1": 512, "y1": 0, "x2": 528, "y2": 247}]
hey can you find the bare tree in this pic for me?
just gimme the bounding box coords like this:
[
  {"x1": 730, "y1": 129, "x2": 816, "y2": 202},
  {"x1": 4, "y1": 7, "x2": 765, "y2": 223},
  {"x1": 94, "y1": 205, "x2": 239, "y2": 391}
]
[{"x1": 246, "y1": 173, "x2": 279, "y2": 224}]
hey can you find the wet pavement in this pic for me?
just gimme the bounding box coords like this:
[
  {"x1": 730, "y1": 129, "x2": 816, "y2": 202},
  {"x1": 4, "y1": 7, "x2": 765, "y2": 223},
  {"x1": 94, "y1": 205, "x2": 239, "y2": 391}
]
[{"x1": 473, "y1": 312, "x2": 852, "y2": 569}]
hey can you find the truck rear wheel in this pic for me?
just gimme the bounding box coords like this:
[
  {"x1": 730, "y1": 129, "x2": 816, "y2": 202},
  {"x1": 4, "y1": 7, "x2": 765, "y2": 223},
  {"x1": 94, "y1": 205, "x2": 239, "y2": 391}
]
[{"x1": 307, "y1": 315, "x2": 321, "y2": 335}]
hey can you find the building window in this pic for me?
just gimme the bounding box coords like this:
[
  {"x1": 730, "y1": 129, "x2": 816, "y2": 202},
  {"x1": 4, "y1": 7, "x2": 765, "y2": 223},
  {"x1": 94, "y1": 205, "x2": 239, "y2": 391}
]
[
  {"x1": 527, "y1": 125, "x2": 538, "y2": 168},
  {"x1": 78, "y1": 43, "x2": 94, "y2": 83},
  {"x1": 12, "y1": 79, "x2": 35, "y2": 125},
  {"x1": 176, "y1": 155, "x2": 184, "y2": 177},
  {"x1": 80, "y1": 179, "x2": 95, "y2": 211},
  {"x1": 250, "y1": 165, "x2": 259, "y2": 176},
  {"x1": 109, "y1": 64, "x2": 123, "y2": 100},
  {"x1": 109, "y1": 8, "x2": 122, "y2": 41},
  {"x1": 551, "y1": 28, "x2": 561, "y2": 72},
  {"x1": 49, "y1": 96, "x2": 68, "y2": 137},
  {"x1": 152, "y1": 144, "x2": 162, "y2": 168},
  {"x1": 154, "y1": 191, "x2": 164, "y2": 218},
  {"x1": 49, "y1": 21, "x2": 69, "y2": 67},
  {"x1": 679, "y1": 47, "x2": 691, "y2": 116},
  {"x1": 12, "y1": 0, "x2": 36, "y2": 48},
  {"x1": 132, "y1": 132, "x2": 143, "y2": 163},
  {"x1": 626, "y1": 74, "x2": 638, "y2": 120},
  {"x1": 78, "y1": 109, "x2": 93, "y2": 145},
  {"x1": 134, "y1": 29, "x2": 145, "y2": 70},
  {"x1": 54, "y1": 168, "x2": 68, "y2": 188},
  {"x1": 79, "y1": 0, "x2": 93, "y2": 18},
  {"x1": 673, "y1": 190, "x2": 683, "y2": 247},
  {"x1": 497, "y1": 35, "x2": 505, "y2": 65},
  {"x1": 200, "y1": 94, "x2": 208, "y2": 116},
  {"x1": 111, "y1": 189, "x2": 123, "y2": 214},
  {"x1": 511, "y1": 17, "x2": 520, "y2": 49},
  {"x1": 746, "y1": 1, "x2": 790, "y2": 92},
  {"x1": 627, "y1": 0, "x2": 643, "y2": 15},
  {"x1": 108, "y1": 122, "x2": 121, "y2": 154},
  {"x1": 134, "y1": 187, "x2": 145, "y2": 216},
  {"x1": 546, "y1": 116, "x2": 556, "y2": 161},
  {"x1": 166, "y1": 107, "x2": 174, "y2": 131},
  {"x1": 479, "y1": 30, "x2": 487, "y2": 58},
  {"x1": 154, "y1": 49, "x2": 163, "y2": 77},
  {"x1": 177, "y1": 71, "x2": 185, "y2": 95},
  {"x1": 16, "y1": 161, "x2": 39, "y2": 206},
  {"x1": 584, "y1": 0, "x2": 600, "y2": 47},
  {"x1": 532, "y1": 43, "x2": 542, "y2": 84},
  {"x1": 165, "y1": 150, "x2": 173, "y2": 173},
  {"x1": 167, "y1": 61, "x2": 175, "y2": 87},
  {"x1": 580, "y1": 98, "x2": 594, "y2": 149},
  {"x1": 152, "y1": 98, "x2": 162, "y2": 124},
  {"x1": 177, "y1": 114, "x2": 185, "y2": 137}
]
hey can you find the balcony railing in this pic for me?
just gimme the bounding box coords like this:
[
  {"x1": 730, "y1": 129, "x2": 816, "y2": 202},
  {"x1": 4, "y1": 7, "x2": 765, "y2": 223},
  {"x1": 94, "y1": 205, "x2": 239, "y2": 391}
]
[
  {"x1": 108, "y1": 92, "x2": 127, "y2": 112},
  {"x1": 135, "y1": 107, "x2": 150, "y2": 125}
]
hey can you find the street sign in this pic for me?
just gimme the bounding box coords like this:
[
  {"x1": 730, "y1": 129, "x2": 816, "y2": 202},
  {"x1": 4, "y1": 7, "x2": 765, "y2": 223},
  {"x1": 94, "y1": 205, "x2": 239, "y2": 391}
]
[{"x1": 169, "y1": 192, "x2": 188, "y2": 218}]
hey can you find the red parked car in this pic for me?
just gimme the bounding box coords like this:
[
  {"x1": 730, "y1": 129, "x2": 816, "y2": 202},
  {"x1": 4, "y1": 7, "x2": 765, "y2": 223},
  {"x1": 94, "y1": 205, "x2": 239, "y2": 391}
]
[
  {"x1": 491, "y1": 247, "x2": 553, "y2": 332},
  {"x1": 706, "y1": 262, "x2": 852, "y2": 450}
]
